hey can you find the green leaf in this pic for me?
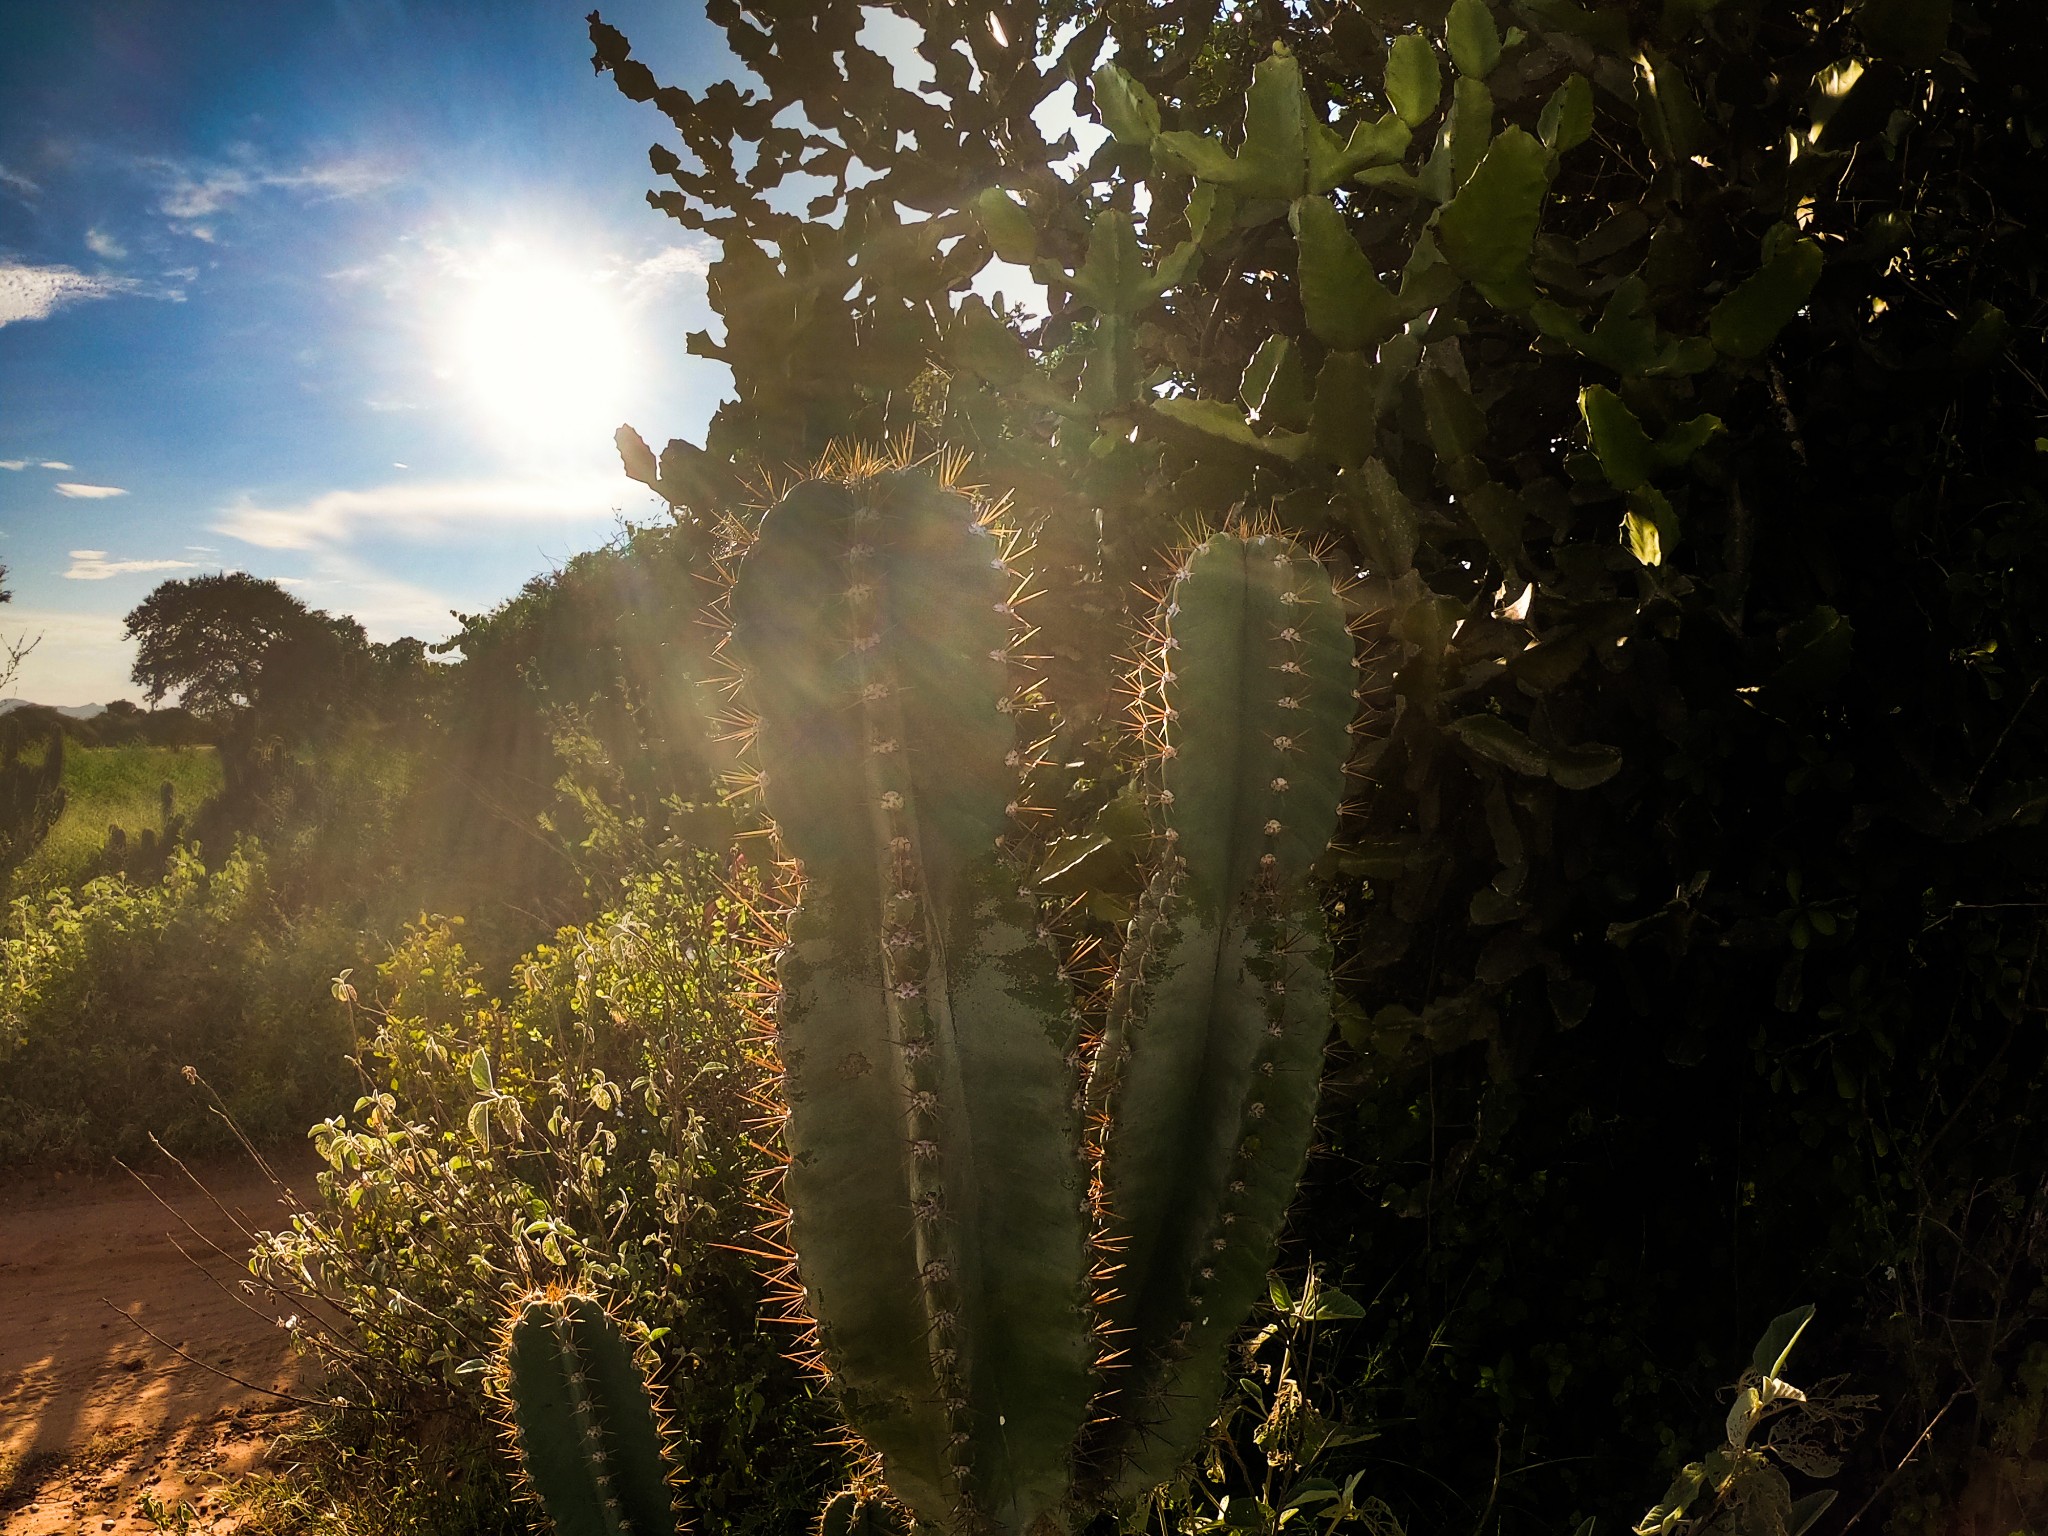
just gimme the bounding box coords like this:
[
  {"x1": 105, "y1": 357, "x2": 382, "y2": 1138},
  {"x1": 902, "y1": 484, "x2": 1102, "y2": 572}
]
[
  {"x1": 1749, "y1": 1304, "x2": 1816, "y2": 1379},
  {"x1": 469, "y1": 1050, "x2": 495, "y2": 1094},
  {"x1": 1241, "y1": 334, "x2": 1312, "y2": 430},
  {"x1": 1788, "y1": 1491, "x2": 1838, "y2": 1536},
  {"x1": 1092, "y1": 64, "x2": 1161, "y2": 144},
  {"x1": 1153, "y1": 396, "x2": 1312, "y2": 460},
  {"x1": 1307, "y1": 1286, "x2": 1366, "y2": 1320},
  {"x1": 1654, "y1": 413, "x2": 1724, "y2": 469},
  {"x1": 1446, "y1": 715, "x2": 1551, "y2": 776},
  {"x1": 1623, "y1": 490, "x2": 1673, "y2": 567},
  {"x1": 1347, "y1": 458, "x2": 1418, "y2": 572},
  {"x1": 1549, "y1": 743, "x2": 1622, "y2": 789},
  {"x1": 1709, "y1": 238, "x2": 1823, "y2": 358},
  {"x1": 1770, "y1": 607, "x2": 1854, "y2": 695},
  {"x1": 1578, "y1": 385, "x2": 1654, "y2": 491},
  {"x1": 1047, "y1": 209, "x2": 1199, "y2": 316},
  {"x1": 1308, "y1": 114, "x2": 1413, "y2": 192},
  {"x1": 1446, "y1": 0, "x2": 1503, "y2": 78},
  {"x1": 1524, "y1": 0, "x2": 1630, "y2": 52},
  {"x1": 1385, "y1": 34, "x2": 1442, "y2": 128},
  {"x1": 467, "y1": 1097, "x2": 493, "y2": 1150},
  {"x1": 972, "y1": 188, "x2": 1036, "y2": 265},
  {"x1": 1293, "y1": 195, "x2": 1398, "y2": 350},
  {"x1": 1538, "y1": 73, "x2": 1594, "y2": 152},
  {"x1": 1420, "y1": 356, "x2": 1487, "y2": 463},
  {"x1": 1436, "y1": 126, "x2": 1551, "y2": 284},
  {"x1": 1423, "y1": 77, "x2": 1493, "y2": 200}
]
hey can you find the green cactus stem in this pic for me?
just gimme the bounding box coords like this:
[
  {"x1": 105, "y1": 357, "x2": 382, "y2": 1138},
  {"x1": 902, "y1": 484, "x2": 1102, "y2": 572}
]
[
  {"x1": 728, "y1": 465, "x2": 1094, "y2": 1536},
  {"x1": 1084, "y1": 530, "x2": 1354, "y2": 1500},
  {"x1": 497, "y1": 1289, "x2": 681, "y2": 1536}
]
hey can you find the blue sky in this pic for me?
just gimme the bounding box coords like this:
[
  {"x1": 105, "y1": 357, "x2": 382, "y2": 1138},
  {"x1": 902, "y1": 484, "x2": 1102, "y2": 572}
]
[{"x1": 0, "y1": 0, "x2": 747, "y2": 704}]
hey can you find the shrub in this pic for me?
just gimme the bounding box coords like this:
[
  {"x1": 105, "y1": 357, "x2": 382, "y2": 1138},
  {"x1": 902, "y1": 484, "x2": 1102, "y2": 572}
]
[
  {"x1": 0, "y1": 843, "x2": 359, "y2": 1165},
  {"x1": 253, "y1": 852, "x2": 837, "y2": 1536}
]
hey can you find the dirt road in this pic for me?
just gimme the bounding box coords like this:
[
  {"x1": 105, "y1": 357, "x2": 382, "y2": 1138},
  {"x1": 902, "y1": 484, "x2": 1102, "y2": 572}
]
[{"x1": 0, "y1": 1152, "x2": 317, "y2": 1535}]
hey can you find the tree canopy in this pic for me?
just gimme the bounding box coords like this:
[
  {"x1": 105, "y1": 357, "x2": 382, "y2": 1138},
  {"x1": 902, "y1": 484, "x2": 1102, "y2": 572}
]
[{"x1": 590, "y1": 0, "x2": 2048, "y2": 1530}]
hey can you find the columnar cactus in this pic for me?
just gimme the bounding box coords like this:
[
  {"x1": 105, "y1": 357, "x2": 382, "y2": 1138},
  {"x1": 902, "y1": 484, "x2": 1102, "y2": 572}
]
[
  {"x1": 727, "y1": 467, "x2": 1096, "y2": 1536},
  {"x1": 1083, "y1": 532, "x2": 1354, "y2": 1499},
  {"x1": 714, "y1": 466, "x2": 1361, "y2": 1535},
  {"x1": 495, "y1": 1290, "x2": 682, "y2": 1536}
]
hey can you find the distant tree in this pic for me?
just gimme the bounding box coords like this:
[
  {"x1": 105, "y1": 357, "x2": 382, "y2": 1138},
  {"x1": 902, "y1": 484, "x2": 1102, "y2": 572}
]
[{"x1": 123, "y1": 572, "x2": 365, "y2": 726}]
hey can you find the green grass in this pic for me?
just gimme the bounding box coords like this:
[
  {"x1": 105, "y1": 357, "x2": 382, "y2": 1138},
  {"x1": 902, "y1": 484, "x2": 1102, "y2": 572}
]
[{"x1": 17, "y1": 743, "x2": 224, "y2": 889}]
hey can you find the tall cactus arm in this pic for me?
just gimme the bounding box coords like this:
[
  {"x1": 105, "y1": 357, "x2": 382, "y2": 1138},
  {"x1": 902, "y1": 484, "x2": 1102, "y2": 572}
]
[
  {"x1": 729, "y1": 467, "x2": 1093, "y2": 1536},
  {"x1": 497, "y1": 1291, "x2": 681, "y2": 1536},
  {"x1": 1085, "y1": 532, "x2": 1353, "y2": 1500}
]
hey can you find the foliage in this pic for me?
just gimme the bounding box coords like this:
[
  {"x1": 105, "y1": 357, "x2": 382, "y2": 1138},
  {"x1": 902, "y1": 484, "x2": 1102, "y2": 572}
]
[
  {"x1": 0, "y1": 728, "x2": 65, "y2": 872},
  {"x1": 10, "y1": 742, "x2": 223, "y2": 891},
  {"x1": 589, "y1": 0, "x2": 2048, "y2": 1530},
  {"x1": 124, "y1": 572, "x2": 371, "y2": 724},
  {"x1": 0, "y1": 843, "x2": 359, "y2": 1164},
  {"x1": 251, "y1": 855, "x2": 838, "y2": 1536}
]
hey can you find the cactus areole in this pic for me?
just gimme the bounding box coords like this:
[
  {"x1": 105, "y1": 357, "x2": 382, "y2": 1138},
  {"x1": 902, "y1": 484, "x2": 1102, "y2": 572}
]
[{"x1": 725, "y1": 465, "x2": 1359, "y2": 1536}]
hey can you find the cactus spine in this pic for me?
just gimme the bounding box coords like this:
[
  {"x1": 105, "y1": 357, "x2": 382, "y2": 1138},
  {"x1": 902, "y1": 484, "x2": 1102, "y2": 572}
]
[
  {"x1": 725, "y1": 465, "x2": 1358, "y2": 1531},
  {"x1": 1083, "y1": 533, "x2": 1353, "y2": 1497},
  {"x1": 729, "y1": 468, "x2": 1094, "y2": 1536},
  {"x1": 496, "y1": 1290, "x2": 682, "y2": 1536}
]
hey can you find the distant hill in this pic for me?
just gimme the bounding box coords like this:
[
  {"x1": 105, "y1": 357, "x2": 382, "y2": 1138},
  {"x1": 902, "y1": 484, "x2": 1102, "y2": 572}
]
[{"x1": 0, "y1": 700, "x2": 109, "y2": 719}]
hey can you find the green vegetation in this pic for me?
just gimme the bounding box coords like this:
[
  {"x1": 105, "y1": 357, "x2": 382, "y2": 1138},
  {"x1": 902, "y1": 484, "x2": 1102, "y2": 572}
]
[
  {"x1": 12, "y1": 3, "x2": 2045, "y2": 1536},
  {"x1": 15, "y1": 743, "x2": 224, "y2": 888}
]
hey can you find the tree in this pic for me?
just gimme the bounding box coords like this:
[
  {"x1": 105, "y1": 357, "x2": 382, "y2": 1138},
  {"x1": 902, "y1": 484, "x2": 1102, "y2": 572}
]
[
  {"x1": 123, "y1": 572, "x2": 366, "y2": 726},
  {"x1": 592, "y1": 1, "x2": 2047, "y2": 1531}
]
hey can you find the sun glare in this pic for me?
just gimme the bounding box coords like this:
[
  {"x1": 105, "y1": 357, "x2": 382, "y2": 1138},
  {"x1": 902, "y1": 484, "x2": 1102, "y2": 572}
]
[{"x1": 441, "y1": 244, "x2": 637, "y2": 455}]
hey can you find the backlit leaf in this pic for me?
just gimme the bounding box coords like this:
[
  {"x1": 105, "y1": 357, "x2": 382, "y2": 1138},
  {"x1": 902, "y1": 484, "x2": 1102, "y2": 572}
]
[
  {"x1": 1293, "y1": 195, "x2": 1398, "y2": 350},
  {"x1": 1092, "y1": 64, "x2": 1161, "y2": 144},
  {"x1": 1436, "y1": 126, "x2": 1550, "y2": 284},
  {"x1": 1446, "y1": 0, "x2": 1503, "y2": 78},
  {"x1": 1385, "y1": 34, "x2": 1442, "y2": 128},
  {"x1": 1709, "y1": 238, "x2": 1823, "y2": 358}
]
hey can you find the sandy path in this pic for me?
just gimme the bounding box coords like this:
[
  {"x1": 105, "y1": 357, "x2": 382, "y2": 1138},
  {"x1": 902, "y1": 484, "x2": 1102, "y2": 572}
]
[{"x1": 0, "y1": 1152, "x2": 319, "y2": 1535}]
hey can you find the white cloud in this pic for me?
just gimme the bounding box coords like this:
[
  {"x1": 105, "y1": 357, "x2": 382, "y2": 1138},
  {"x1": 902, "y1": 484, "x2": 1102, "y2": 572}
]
[
  {"x1": 65, "y1": 550, "x2": 199, "y2": 581},
  {"x1": 0, "y1": 461, "x2": 24, "y2": 471},
  {"x1": 148, "y1": 152, "x2": 395, "y2": 236},
  {"x1": 40, "y1": 461, "x2": 72, "y2": 470},
  {"x1": 84, "y1": 228, "x2": 127, "y2": 261},
  {"x1": 54, "y1": 482, "x2": 128, "y2": 499},
  {"x1": 621, "y1": 243, "x2": 713, "y2": 303},
  {"x1": 0, "y1": 163, "x2": 39, "y2": 201},
  {"x1": 0, "y1": 261, "x2": 144, "y2": 327},
  {"x1": 213, "y1": 474, "x2": 624, "y2": 551}
]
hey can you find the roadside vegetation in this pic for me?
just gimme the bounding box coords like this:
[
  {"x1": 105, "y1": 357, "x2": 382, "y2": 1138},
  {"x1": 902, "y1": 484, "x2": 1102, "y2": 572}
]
[{"x1": 5, "y1": 2, "x2": 2044, "y2": 1536}]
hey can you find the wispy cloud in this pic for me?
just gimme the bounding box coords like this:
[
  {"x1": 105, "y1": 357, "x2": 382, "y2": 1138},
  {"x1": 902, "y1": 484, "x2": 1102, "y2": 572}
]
[
  {"x1": 84, "y1": 228, "x2": 127, "y2": 261},
  {"x1": 0, "y1": 461, "x2": 24, "y2": 472},
  {"x1": 65, "y1": 549, "x2": 200, "y2": 581},
  {"x1": 620, "y1": 243, "x2": 713, "y2": 303},
  {"x1": 213, "y1": 474, "x2": 624, "y2": 551},
  {"x1": 40, "y1": 461, "x2": 71, "y2": 470},
  {"x1": 0, "y1": 163, "x2": 38, "y2": 201},
  {"x1": 147, "y1": 150, "x2": 395, "y2": 238},
  {"x1": 0, "y1": 260, "x2": 145, "y2": 327},
  {"x1": 54, "y1": 482, "x2": 129, "y2": 499}
]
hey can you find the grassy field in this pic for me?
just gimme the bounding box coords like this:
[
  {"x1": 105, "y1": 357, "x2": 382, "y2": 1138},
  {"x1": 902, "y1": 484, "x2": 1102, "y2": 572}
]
[{"x1": 16, "y1": 744, "x2": 224, "y2": 889}]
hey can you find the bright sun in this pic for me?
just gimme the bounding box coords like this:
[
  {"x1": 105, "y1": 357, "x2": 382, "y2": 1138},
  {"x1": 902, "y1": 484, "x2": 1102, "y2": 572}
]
[{"x1": 441, "y1": 244, "x2": 638, "y2": 455}]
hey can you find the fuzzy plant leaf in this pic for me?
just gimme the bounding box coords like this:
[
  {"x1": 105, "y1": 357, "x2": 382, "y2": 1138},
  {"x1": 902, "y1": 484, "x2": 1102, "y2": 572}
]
[
  {"x1": 1092, "y1": 63, "x2": 1161, "y2": 144},
  {"x1": 1385, "y1": 33, "x2": 1443, "y2": 128},
  {"x1": 1292, "y1": 195, "x2": 1399, "y2": 351},
  {"x1": 1709, "y1": 237, "x2": 1824, "y2": 358},
  {"x1": 1436, "y1": 125, "x2": 1551, "y2": 288},
  {"x1": 1445, "y1": 0, "x2": 1503, "y2": 78}
]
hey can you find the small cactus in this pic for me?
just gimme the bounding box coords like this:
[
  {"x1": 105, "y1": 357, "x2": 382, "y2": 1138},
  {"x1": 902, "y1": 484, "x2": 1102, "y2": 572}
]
[{"x1": 495, "y1": 1289, "x2": 682, "y2": 1536}]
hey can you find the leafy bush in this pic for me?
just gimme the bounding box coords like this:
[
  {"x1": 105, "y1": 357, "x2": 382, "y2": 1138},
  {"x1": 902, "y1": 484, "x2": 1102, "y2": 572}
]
[
  {"x1": 253, "y1": 853, "x2": 837, "y2": 1536},
  {"x1": 0, "y1": 843, "x2": 359, "y2": 1165}
]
